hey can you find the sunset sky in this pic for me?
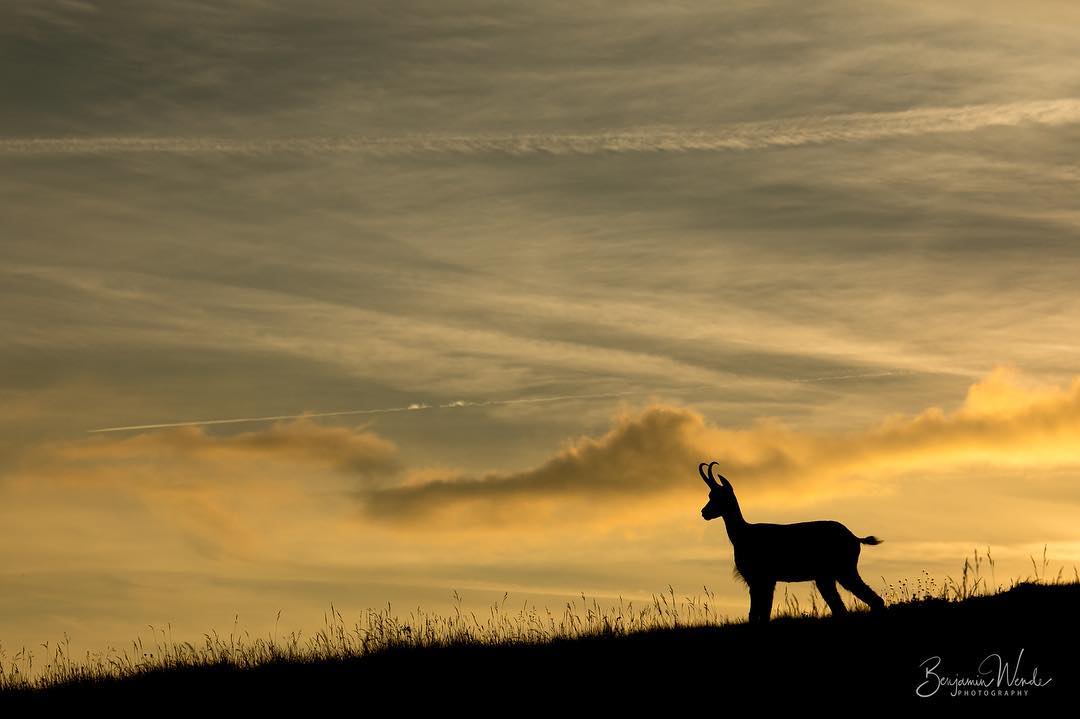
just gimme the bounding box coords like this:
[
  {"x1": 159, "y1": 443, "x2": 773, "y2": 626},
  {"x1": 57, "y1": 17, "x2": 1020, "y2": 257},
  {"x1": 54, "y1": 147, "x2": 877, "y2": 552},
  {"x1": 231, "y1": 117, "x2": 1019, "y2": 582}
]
[{"x1": 3, "y1": 0, "x2": 1080, "y2": 655}]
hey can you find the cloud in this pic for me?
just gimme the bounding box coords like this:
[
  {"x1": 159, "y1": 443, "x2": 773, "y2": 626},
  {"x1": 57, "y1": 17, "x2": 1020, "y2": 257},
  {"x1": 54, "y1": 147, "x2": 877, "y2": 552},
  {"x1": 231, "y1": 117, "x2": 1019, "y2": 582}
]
[
  {"x1": 360, "y1": 367, "x2": 1080, "y2": 525},
  {"x1": 2, "y1": 419, "x2": 404, "y2": 557},
  {"x1": 8, "y1": 368, "x2": 1080, "y2": 537},
  {"x1": 47, "y1": 418, "x2": 402, "y2": 483},
  {"x1": 6, "y1": 0, "x2": 1075, "y2": 144},
  {"x1": 5, "y1": 98, "x2": 1080, "y2": 157}
]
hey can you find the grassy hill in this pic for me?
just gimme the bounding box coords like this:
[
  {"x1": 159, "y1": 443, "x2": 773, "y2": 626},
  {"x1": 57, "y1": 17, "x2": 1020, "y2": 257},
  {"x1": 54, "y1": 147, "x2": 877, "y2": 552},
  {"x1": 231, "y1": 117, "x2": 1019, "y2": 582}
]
[{"x1": 3, "y1": 580, "x2": 1075, "y2": 710}]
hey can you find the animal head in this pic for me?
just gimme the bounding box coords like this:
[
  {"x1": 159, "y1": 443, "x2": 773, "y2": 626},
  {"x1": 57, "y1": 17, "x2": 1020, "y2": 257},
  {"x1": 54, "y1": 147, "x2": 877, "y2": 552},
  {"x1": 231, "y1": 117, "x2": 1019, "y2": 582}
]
[{"x1": 699, "y1": 461, "x2": 736, "y2": 521}]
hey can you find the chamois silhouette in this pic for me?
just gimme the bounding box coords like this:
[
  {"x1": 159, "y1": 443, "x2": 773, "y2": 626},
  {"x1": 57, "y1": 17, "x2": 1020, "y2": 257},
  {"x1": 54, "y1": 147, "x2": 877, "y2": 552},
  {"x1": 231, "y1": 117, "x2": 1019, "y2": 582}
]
[{"x1": 699, "y1": 461, "x2": 885, "y2": 623}]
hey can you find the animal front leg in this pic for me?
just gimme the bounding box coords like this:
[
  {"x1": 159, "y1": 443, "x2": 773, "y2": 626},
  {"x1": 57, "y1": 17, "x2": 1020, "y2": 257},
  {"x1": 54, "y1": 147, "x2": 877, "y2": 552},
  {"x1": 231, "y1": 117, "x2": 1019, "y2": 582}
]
[{"x1": 748, "y1": 580, "x2": 775, "y2": 623}]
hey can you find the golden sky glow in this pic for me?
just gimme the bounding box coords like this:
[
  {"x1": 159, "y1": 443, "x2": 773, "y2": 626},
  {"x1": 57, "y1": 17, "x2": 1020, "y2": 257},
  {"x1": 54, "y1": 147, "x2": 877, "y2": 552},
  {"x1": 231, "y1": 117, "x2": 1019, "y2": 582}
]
[{"x1": 2, "y1": 0, "x2": 1080, "y2": 655}]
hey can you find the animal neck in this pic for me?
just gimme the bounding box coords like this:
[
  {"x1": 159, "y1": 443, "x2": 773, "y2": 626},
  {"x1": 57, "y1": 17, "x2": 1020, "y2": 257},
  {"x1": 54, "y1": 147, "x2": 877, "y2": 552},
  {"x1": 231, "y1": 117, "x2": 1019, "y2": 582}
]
[{"x1": 723, "y1": 499, "x2": 748, "y2": 545}]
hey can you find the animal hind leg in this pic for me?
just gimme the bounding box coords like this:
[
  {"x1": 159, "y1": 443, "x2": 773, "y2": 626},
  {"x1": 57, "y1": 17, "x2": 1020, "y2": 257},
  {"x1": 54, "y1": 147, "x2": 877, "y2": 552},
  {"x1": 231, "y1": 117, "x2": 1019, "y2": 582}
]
[
  {"x1": 748, "y1": 580, "x2": 776, "y2": 624},
  {"x1": 839, "y1": 570, "x2": 885, "y2": 612},
  {"x1": 815, "y1": 578, "x2": 847, "y2": 616}
]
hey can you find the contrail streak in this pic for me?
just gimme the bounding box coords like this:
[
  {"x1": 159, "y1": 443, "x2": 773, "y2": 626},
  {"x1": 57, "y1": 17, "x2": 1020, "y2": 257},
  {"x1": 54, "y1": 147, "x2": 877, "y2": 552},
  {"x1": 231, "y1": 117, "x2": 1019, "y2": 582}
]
[
  {"x1": 790, "y1": 370, "x2": 914, "y2": 383},
  {"x1": 88, "y1": 370, "x2": 912, "y2": 433},
  {"x1": 87, "y1": 391, "x2": 639, "y2": 433},
  {"x1": 8, "y1": 99, "x2": 1080, "y2": 158}
]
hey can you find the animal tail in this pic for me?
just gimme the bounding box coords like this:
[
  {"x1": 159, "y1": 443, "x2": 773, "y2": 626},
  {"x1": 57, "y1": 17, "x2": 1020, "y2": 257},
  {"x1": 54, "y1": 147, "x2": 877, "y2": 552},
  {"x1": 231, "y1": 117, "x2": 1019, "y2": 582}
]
[{"x1": 859, "y1": 535, "x2": 883, "y2": 545}]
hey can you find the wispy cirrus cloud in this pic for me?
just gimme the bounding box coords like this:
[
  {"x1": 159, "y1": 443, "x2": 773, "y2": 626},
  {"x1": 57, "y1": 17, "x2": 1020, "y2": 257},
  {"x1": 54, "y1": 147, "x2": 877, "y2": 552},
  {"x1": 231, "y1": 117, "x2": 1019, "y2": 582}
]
[{"x1": 5, "y1": 98, "x2": 1080, "y2": 157}]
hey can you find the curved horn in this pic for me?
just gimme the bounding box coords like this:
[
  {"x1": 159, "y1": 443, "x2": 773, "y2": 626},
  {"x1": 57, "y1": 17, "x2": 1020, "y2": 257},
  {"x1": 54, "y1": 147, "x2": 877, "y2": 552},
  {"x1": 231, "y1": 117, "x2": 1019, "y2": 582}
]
[
  {"x1": 698, "y1": 462, "x2": 718, "y2": 488},
  {"x1": 702, "y1": 461, "x2": 730, "y2": 489}
]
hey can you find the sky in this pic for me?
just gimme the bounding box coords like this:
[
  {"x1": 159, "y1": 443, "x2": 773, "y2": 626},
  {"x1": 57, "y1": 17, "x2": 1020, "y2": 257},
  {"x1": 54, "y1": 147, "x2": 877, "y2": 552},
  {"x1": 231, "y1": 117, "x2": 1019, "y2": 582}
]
[{"x1": 3, "y1": 0, "x2": 1080, "y2": 656}]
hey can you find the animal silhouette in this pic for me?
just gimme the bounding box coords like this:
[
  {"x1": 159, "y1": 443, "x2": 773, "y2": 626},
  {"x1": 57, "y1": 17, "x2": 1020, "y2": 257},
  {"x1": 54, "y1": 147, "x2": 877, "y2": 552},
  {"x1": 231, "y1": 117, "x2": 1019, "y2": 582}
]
[{"x1": 699, "y1": 461, "x2": 885, "y2": 623}]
